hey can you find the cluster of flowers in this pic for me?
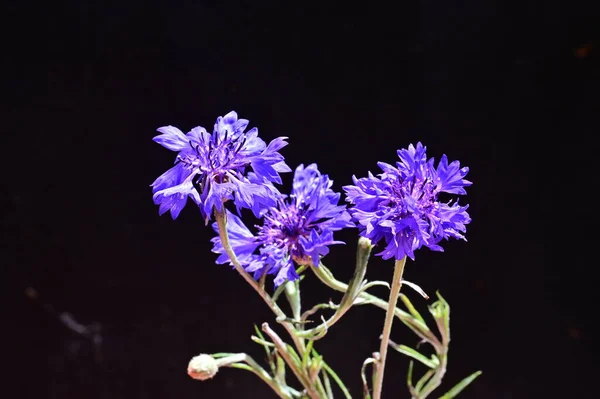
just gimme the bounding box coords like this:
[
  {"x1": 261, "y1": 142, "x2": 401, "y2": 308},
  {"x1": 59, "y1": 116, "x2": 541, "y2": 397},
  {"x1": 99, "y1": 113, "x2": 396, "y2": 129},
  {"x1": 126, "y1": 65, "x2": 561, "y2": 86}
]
[{"x1": 152, "y1": 111, "x2": 472, "y2": 286}]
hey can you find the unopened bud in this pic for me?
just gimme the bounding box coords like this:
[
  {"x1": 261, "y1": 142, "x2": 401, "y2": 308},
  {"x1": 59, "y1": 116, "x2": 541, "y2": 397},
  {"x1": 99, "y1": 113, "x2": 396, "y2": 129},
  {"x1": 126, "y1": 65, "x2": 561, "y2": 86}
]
[
  {"x1": 187, "y1": 354, "x2": 219, "y2": 381},
  {"x1": 308, "y1": 357, "x2": 323, "y2": 382}
]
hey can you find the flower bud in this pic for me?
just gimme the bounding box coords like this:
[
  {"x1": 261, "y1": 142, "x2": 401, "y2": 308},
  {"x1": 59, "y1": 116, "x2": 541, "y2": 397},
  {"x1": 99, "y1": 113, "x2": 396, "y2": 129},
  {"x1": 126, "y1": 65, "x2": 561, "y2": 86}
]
[{"x1": 187, "y1": 354, "x2": 219, "y2": 381}]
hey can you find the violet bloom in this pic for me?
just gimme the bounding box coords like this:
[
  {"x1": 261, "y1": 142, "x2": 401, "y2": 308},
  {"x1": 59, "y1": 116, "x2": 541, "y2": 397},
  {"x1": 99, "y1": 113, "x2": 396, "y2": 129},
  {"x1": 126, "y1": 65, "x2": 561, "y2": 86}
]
[
  {"x1": 211, "y1": 164, "x2": 354, "y2": 286},
  {"x1": 343, "y1": 143, "x2": 471, "y2": 261},
  {"x1": 151, "y1": 111, "x2": 291, "y2": 220}
]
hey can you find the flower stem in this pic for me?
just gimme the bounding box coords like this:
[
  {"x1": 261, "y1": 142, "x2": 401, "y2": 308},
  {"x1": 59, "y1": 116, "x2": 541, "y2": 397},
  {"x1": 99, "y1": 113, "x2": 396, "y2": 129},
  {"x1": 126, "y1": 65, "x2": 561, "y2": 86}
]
[
  {"x1": 418, "y1": 351, "x2": 448, "y2": 398},
  {"x1": 295, "y1": 241, "x2": 372, "y2": 339},
  {"x1": 372, "y1": 257, "x2": 407, "y2": 399},
  {"x1": 284, "y1": 279, "x2": 306, "y2": 349},
  {"x1": 419, "y1": 299, "x2": 450, "y2": 399},
  {"x1": 284, "y1": 280, "x2": 302, "y2": 323},
  {"x1": 214, "y1": 209, "x2": 306, "y2": 354},
  {"x1": 262, "y1": 323, "x2": 321, "y2": 399},
  {"x1": 215, "y1": 353, "x2": 293, "y2": 399},
  {"x1": 311, "y1": 262, "x2": 443, "y2": 352}
]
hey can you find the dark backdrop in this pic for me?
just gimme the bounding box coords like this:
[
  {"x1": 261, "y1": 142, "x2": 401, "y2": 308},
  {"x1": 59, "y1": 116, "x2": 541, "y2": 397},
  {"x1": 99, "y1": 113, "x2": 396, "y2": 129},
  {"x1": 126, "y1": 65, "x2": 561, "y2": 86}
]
[{"x1": 4, "y1": 1, "x2": 597, "y2": 398}]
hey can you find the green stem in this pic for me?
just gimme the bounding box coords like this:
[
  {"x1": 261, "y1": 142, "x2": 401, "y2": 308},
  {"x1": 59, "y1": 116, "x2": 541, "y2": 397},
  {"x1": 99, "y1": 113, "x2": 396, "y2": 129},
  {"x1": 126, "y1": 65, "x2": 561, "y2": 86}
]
[
  {"x1": 418, "y1": 351, "x2": 448, "y2": 398},
  {"x1": 284, "y1": 280, "x2": 302, "y2": 323},
  {"x1": 285, "y1": 278, "x2": 306, "y2": 353},
  {"x1": 262, "y1": 323, "x2": 321, "y2": 399},
  {"x1": 218, "y1": 353, "x2": 293, "y2": 399},
  {"x1": 214, "y1": 210, "x2": 306, "y2": 354},
  {"x1": 295, "y1": 238, "x2": 371, "y2": 339},
  {"x1": 317, "y1": 351, "x2": 352, "y2": 399},
  {"x1": 311, "y1": 263, "x2": 443, "y2": 352},
  {"x1": 418, "y1": 294, "x2": 451, "y2": 398},
  {"x1": 313, "y1": 372, "x2": 328, "y2": 399},
  {"x1": 372, "y1": 257, "x2": 407, "y2": 399}
]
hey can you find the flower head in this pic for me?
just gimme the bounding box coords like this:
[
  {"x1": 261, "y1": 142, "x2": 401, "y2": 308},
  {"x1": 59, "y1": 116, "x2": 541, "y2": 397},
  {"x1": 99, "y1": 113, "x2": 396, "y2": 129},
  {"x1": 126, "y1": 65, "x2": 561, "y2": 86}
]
[
  {"x1": 211, "y1": 164, "x2": 354, "y2": 286},
  {"x1": 151, "y1": 111, "x2": 291, "y2": 220},
  {"x1": 343, "y1": 142, "x2": 471, "y2": 261},
  {"x1": 187, "y1": 354, "x2": 219, "y2": 381}
]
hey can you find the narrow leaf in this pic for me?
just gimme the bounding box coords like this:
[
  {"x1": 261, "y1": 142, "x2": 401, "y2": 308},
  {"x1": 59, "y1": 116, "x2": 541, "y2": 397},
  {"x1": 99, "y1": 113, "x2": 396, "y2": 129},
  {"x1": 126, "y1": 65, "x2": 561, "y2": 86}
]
[
  {"x1": 272, "y1": 282, "x2": 287, "y2": 302},
  {"x1": 322, "y1": 368, "x2": 334, "y2": 399},
  {"x1": 415, "y1": 368, "x2": 435, "y2": 393},
  {"x1": 439, "y1": 371, "x2": 482, "y2": 399},
  {"x1": 360, "y1": 280, "x2": 391, "y2": 292},
  {"x1": 211, "y1": 352, "x2": 237, "y2": 358},
  {"x1": 407, "y1": 359, "x2": 415, "y2": 388},
  {"x1": 401, "y1": 279, "x2": 429, "y2": 299},
  {"x1": 392, "y1": 344, "x2": 439, "y2": 369},
  {"x1": 399, "y1": 294, "x2": 426, "y2": 324},
  {"x1": 314, "y1": 349, "x2": 352, "y2": 399},
  {"x1": 303, "y1": 339, "x2": 315, "y2": 370},
  {"x1": 251, "y1": 335, "x2": 276, "y2": 347},
  {"x1": 229, "y1": 363, "x2": 254, "y2": 372},
  {"x1": 361, "y1": 358, "x2": 376, "y2": 399},
  {"x1": 285, "y1": 344, "x2": 303, "y2": 368}
]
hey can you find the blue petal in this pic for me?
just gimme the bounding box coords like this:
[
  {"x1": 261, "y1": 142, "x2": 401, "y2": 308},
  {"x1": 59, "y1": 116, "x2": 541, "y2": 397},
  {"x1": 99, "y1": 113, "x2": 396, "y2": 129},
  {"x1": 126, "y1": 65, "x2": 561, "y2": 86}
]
[
  {"x1": 153, "y1": 126, "x2": 189, "y2": 151},
  {"x1": 346, "y1": 143, "x2": 471, "y2": 260},
  {"x1": 264, "y1": 137, "x2": 289, "y2": 153},
  {"x1": 202, "y1": 181, "x2": 234, "y2": 217},
  {"x1": 251, "y1": 160, "x2": 283, "y2": 184},
  {"x1": 210, "y1": 210, "x2": 260, "y2": 265},
  {"x1": 273, "y1": 260, "x2": 300, "y2": 287},
  {"x1": 435, "y1": 155, "x2": 472, "y2": 194}
]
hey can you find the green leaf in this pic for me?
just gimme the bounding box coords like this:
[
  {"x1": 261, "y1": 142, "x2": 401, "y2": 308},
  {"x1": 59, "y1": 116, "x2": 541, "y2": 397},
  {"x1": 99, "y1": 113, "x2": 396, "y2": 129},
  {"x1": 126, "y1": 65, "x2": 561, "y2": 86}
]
[
  {"x1": 275, "y1": 353, "x2": 286, "y2": 383},
  {"x1": 428, "y1": 292, "x2": 450, "y2": 321},
  {"x1": 229, "y1": 363, "x2": 254, "y2": 372},
  {"x1": 254, "y1": 324, "x2": 277, "y2": 375},
  {"x1": 302, "y1": 339, "x2": 314, "y2": 370},
  {"x1": 251, "y1": 335, "x2": 276, "y2": 347},
  {"x1": 253, "y1": 324, "x2": 265, "y2": 341},
  {"x1": 407, "y1": 359, "x2": 415, "y2": 388},
  {"x1": 439, "y1": 371, "x2": 482, "y2": 399},
  {"x1": 415, "y1": 368, "x2": 435, "y2": 393},
  {"x1": 360, "y1": 280, "x2": 391, "y2": 291},
  {"x1": 361, "y1": 357, "x2": 376, "y2": 399},
  {"x1": 308, "y1": 353, "x2": 323, "y2": 384},
  {"x1": 356, "y1": 237, "x2": 373, "y2": 268},
  {"x1": 340, "y1": 236, "x2": 373, "y2": 308},
  {"x1": 322, "y1": 368, "x2": 334, "y2": 399},
  {"x1": 401, "y1": 279, "x2": 429, "y2": 299},
  {"x1": 314, "y1": 349, "x2": 352, "y2": 399},
  {"x1": 429, "y1": 291, "x2": 451, "y2": 343},
  {"x1": 211, "y1": 352, "x2": 237, "y2": 358},
  {"x1": 284, "y1": 280, "x2": 301, "y2": 321},
  {"x1": 296, "y1": 264, "x2": 308, "y2": 275},
  {"x1": 285, "y1": 344, "x2": 303, "y2": 368},
  {"x1": 399, "y1": 294, "x2": 426, "y2": 324},
  {"x1": 392, "y1": 344, "x2": 439, "y2": 369},
  {"x1": 272, "y1": 282, "x2": 287, "y2": 302}
]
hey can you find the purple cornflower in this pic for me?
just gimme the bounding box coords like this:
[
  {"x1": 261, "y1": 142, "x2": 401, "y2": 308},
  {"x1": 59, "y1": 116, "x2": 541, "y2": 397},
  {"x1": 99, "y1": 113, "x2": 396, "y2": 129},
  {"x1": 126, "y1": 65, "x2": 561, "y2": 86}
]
[
  {"x1": 343, "y1": 142, "x2": 471, "y2": 261},
  {"x1": 151, "y1": 111, "x2": 291, "y2": 220},
  {"x1": 211, "y1": 164, "x2": 354, "y2": 286}
]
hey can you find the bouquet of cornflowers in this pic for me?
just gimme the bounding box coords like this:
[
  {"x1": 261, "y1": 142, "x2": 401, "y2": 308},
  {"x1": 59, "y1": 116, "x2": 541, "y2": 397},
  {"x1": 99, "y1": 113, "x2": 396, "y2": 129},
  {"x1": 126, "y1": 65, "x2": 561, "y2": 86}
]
[{"x1": 151, "y1": 111, "x2": 481, "y2": 398}]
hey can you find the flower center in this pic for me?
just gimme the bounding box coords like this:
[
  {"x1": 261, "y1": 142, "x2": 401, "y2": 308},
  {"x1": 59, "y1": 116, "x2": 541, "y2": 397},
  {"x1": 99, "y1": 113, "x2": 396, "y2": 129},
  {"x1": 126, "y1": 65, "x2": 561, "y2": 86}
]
[
  {"x1": 178, "y1": 132, "x2": 250, "y2": 184},
  {"x1": 258, "y1": 203, "x2": 310, "y2": 256},
  {"x1": 388, "y1": 175, "x2": 437, "y2": 218}
]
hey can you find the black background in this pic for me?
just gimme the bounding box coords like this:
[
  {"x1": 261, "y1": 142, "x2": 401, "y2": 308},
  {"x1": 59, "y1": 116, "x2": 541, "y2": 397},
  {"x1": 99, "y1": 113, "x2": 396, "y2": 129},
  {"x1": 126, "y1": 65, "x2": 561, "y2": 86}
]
[{"x1": 3, "y1": 1, "x2": 598, "y2": 398}]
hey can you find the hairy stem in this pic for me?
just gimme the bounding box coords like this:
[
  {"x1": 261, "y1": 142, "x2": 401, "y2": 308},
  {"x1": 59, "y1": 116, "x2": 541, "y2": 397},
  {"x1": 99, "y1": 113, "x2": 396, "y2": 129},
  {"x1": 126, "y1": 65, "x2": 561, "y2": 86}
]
[
  {"x1": 418, "y1": 308, "x2": 450, "y2": 399},
  {"x1": 418, "y1": 351, "x2": 448, "y2": 398},
  {"x1": 262, "y1": 323, "x2": 321, "y2": 399},
  {"x1": 372, "y1": 257, "x2": 407, "y2": 399},
  {"x1": 296, "y1": 238, "x2": 372, "y2": 339},
  {"x1": 311, "y1": 263, "x2": 443, "y2": 352},
  {"x1": 216, "y1": 353, "x2": 293, "y2": 399},
  {"x1": 214, "y1": 210, "x2": 306, "y2": 354}
]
